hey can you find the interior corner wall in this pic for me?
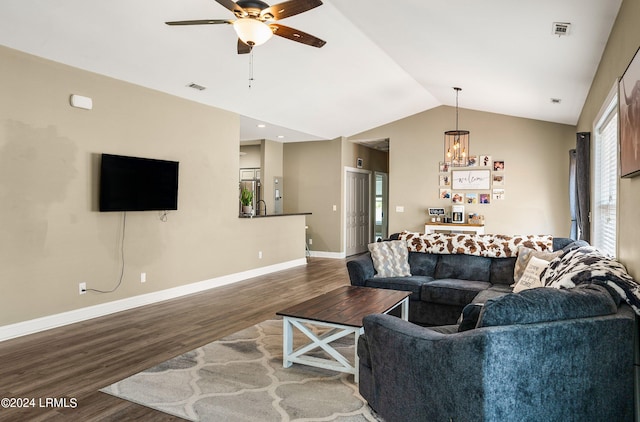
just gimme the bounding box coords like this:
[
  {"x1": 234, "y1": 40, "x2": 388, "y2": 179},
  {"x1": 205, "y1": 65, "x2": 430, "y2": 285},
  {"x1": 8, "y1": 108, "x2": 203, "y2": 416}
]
[
  {"x1": 0, "y1": 45, "x2": 305, "y2": 327},
  {"x1": 576, "y1": 0, "x2": 640, "y2": 279},
  {"x1": 350, "y1": 106, "x2": 576, "y2": 237},
  {"x1": 283, "y1": 139, "x2": 342, "y2": 253},
  {"x1": 261, "y1": 139, "x2": 283, "y2": 215}
]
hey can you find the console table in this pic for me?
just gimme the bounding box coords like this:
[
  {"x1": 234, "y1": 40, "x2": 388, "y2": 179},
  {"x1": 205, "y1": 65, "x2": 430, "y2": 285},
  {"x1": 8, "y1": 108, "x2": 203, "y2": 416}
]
[{"x1": 425, "y1": 222, "x2": 485, "y2": 234}]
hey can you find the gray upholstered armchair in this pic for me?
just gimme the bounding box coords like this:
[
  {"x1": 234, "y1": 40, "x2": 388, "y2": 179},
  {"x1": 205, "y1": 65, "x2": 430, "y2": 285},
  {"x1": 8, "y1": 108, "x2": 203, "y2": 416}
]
[{"x1": 358, "y1": 285, "x2": 635, "y2": 422}]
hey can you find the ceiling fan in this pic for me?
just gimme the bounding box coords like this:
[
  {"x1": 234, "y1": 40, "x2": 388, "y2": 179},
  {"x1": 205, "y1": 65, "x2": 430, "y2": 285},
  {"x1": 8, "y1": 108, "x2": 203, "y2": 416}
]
[{"x1": 166, "y1": 0, "x2": 326, "y2": 54}]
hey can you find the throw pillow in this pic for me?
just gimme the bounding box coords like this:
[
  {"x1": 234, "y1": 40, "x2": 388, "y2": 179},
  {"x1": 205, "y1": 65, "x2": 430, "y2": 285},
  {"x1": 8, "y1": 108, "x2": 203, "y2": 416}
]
[
  {"x1": 513, "y1": 256, "x2": 549, "y2": 293},
  {"x1": 513, "y1": 246, "x2": 562, "y2": 284},
  {"x1": 368, "y1": 240, "x2": 411, "y2": 278}
]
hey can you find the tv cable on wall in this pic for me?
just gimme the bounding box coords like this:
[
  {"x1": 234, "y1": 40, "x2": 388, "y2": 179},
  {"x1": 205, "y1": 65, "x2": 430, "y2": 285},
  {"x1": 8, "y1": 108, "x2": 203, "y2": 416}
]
[{"x1": 86, "y1": 212, "x2": 127, "y2": 294}]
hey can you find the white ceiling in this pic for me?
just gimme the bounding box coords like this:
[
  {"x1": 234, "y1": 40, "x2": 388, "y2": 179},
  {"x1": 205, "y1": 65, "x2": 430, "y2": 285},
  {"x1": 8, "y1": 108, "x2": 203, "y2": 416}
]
[{"x1": 0, "y1": 0, "x2": 622, "y2": 142}]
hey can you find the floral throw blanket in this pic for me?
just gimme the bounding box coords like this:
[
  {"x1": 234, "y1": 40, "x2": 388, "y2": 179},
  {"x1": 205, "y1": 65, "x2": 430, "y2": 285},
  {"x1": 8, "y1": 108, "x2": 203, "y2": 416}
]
[
  {"x1": 398, "y1": 231, "x2": 553, "y2": 258},
  {"x1": 542, "y1": 246, "x2": 640, "y2": 314}
]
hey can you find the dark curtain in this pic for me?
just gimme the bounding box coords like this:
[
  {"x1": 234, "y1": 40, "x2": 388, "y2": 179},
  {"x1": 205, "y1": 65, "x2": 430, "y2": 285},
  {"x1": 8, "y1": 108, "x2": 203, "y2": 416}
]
[
  {"x1": 569, "y1": 149, "x2": 577, "y2": 239},
  {"x1": 575, "y1": 132, "x2": 590, "y2": 242}
]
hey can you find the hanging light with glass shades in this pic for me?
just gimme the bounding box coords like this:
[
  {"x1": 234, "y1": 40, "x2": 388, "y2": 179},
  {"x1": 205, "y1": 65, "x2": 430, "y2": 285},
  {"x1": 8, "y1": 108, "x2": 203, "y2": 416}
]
[{"x1": 444, "y1": 87, "x2": 470, "y2": 166}]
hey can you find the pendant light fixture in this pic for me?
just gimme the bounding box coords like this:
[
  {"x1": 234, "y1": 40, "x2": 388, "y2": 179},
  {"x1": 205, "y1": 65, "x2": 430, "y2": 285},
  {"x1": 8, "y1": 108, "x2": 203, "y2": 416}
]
[{"x1": 444, "y1": 87, "x2": 470, "y2": 166}]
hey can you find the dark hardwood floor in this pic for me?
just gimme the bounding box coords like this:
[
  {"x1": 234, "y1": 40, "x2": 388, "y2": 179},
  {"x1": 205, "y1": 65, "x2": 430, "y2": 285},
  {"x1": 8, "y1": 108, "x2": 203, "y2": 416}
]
[{"x1": 0, "y1": 257, "x2": 351, "y2": 421}]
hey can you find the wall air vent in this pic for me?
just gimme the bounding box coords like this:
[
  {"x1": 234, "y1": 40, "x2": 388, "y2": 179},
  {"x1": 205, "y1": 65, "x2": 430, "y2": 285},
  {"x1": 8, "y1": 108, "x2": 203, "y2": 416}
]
[
  {"x1": 186, "y1": 82, "x2": 206, "y2": 91},
  {"x1": 552, "y1": 22, "x2": 571, "y2": 36}
]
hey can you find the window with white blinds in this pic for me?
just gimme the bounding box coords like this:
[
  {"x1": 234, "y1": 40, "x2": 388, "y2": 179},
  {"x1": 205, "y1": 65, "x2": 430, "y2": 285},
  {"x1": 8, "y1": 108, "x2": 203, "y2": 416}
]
[{"x1": 593, "y1": 95, "x2": 618, "y2": 257}]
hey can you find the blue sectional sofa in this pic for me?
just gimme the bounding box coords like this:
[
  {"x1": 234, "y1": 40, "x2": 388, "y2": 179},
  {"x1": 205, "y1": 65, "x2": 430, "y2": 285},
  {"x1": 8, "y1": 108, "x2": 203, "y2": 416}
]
[
  {"x1": 346, "y1": 234, "x2": 586, "y2": 325},
  {"x1": 357, "y1": 285, "x2": 635, "y2": 421}
]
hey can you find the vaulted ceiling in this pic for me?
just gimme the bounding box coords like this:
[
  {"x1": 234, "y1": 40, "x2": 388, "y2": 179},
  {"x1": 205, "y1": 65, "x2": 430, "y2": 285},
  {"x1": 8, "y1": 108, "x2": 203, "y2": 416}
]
[{"x1": 0, "y1": 0, "x2": 622, "y2": 142}]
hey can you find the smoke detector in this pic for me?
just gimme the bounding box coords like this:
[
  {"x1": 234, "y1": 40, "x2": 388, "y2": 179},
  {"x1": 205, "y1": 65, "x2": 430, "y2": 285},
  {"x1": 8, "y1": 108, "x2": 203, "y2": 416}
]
[
  {"x1": 552, "y1": 22, "x2": 571, "y2": 36},
  {"x1": 186, "y1": 82, "x2": 206, "y2": 91}
]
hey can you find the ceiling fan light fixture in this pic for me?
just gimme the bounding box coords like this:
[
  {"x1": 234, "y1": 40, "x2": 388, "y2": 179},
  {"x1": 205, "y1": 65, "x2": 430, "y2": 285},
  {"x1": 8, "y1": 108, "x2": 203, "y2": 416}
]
[{"x1": 233, "y1": 18, "x2": 273, "y2": 46}]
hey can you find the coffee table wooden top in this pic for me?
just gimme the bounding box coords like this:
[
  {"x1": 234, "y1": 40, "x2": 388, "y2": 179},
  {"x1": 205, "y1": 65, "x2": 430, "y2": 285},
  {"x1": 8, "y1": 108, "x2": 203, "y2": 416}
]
[{"x1": 276, "y1": 286, "x2": 411, "y2": 328}]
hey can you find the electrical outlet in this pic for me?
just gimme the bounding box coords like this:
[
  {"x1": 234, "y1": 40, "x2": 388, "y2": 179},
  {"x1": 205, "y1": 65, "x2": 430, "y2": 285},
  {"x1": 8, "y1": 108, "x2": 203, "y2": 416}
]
[
  {"x1": 258, "y1": 251, "x2": 263, "y2": 259},
  {"x1": 309, "y1": 238, "x2": 313, "y2": 245},
  {"x1": 79, "y1": 282, "x2": 86, "y2": 295},
  {"x1": 140, "y1": 272, "x2": 146, "y2": 283}
]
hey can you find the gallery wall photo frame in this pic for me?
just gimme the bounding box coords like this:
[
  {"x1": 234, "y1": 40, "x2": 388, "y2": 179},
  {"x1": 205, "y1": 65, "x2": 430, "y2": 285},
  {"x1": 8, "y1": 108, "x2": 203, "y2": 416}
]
[
  {"x1": 620, "y1": 46, "x2": 640, "y2": 178},
  {"x1": 451, "y1": 169, "x2": 491, "y2": 190}
]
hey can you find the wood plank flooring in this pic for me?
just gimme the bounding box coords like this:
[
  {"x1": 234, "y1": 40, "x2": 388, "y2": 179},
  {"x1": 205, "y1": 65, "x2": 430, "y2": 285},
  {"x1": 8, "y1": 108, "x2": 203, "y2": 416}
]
[{"x1": 0, "y1": 257, "x2": 351, "y2": 421}]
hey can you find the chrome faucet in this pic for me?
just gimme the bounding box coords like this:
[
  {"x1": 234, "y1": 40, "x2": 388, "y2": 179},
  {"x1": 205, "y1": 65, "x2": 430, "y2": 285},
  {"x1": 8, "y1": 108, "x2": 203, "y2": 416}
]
[{"x1": 257, "y1": 200, "x2": 267, "y2": 215}]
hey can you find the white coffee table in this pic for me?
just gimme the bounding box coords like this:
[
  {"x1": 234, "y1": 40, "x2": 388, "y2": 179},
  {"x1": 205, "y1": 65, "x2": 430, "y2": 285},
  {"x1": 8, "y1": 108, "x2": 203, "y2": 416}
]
[{"x1": 276, "y1": 286, "x2": 411, "y2": 382}]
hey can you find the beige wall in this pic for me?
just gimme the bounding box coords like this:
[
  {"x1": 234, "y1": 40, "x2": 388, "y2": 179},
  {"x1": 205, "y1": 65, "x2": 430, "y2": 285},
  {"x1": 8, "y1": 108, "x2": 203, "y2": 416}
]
[
  {"x1": 577, "y1": 0, "x2": 640, "y2": 278},
  {"x1": 0, "y1": 46, "x2": 305, "y2": 327},
  {"x1": 282, "y1": 138, "x2": 388, "y2": 254},
  {"x1": 284, "y1": 139, "x2": 343, "y2": 252},
  {"x1": 350, "y1": 106, "x2": 576, "y2": 236},
  {"x1": 261, "y1": 139, "x2": 284, "y2": 215}
]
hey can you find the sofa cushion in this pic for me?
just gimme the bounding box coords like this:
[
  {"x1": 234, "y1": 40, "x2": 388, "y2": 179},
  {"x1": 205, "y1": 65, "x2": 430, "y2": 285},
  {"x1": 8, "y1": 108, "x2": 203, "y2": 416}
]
[
  {"x1": 408, "y1": 252, "x2": 439, "y2": 276},
  {"x1": 435, "y1": 254, "x2": 491, "y2": 281},
  {"x1": 477, "y1": 284, "x2": 617, "y2": 328},
  {"x1": 490, "y1": 257, "x2": 517, "y2": 284},
  {"x1": 366, "y1": 276, "x2": 433, "y2": 300},
  {"x1": 368, "y1": 240, "x2": 411, "y2": 278},
  {"x1": 422, "y1": 279, "x2": 491, "y2": 306},
  {"x1": 457, "y1": 286, "x2": 512, "y2": 332}
]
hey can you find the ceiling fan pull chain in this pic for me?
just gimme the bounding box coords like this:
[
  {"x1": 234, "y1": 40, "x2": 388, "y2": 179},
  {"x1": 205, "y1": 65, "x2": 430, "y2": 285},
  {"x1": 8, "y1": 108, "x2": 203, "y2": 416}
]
[{"x1": 249, "y1": 49, "x2": 255, "y2": 89}]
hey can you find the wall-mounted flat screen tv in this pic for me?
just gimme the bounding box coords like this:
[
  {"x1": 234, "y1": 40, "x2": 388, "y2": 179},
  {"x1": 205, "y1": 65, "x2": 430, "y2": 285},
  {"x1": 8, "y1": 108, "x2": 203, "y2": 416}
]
[{"x1": 99, "y1": 154, "x2": 179, "y2": 212}]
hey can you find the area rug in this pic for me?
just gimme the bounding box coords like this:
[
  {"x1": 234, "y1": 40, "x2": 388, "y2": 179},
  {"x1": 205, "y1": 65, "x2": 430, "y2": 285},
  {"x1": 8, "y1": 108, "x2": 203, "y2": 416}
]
[{"x1": 101, "y1": 319, "x2": 380, "y2": 421}]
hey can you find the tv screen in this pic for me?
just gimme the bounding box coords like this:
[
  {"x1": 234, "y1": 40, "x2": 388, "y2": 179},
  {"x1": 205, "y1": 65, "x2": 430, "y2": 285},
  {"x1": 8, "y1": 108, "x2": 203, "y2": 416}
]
[{"x1": 99, "y1": 154, "x2": 179, "y2": 212}]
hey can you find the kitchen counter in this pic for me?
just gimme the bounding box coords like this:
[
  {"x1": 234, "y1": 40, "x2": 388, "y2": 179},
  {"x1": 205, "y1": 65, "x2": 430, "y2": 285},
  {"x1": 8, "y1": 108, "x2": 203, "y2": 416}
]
[{"x1": 238, "y1": 212, "x2": 312, "y2": 219}]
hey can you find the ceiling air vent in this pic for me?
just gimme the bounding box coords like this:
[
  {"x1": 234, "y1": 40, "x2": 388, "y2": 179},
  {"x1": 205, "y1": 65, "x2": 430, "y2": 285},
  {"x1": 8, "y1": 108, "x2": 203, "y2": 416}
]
[
  {"x1": 552, "y1": 22, "x2": 571, "y2": 36},
  {"x1": 186, "y1": 82, "x2": 206, "y2": 91}
]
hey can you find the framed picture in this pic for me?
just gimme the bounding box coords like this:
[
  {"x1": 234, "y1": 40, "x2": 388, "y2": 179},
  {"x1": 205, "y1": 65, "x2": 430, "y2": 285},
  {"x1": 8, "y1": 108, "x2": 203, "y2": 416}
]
[
  {"x1": 439, "y1": 189, "x2": 451, "y2": 199},
  {"x1": 480, "y1": 155, "x2": 491, "y2": 167},
  {"x1": 439, "y1": 174, "x2": 451, "y2": 186},
  {"x1": 451, "y1": 169, "x2": 491, "y2": 190},
  {"x1": 479, "y1": 193, "x2": 491, "y2": 204},
  {"x1": 620, "y1": 46, "x2": 640, "y2": 178},
  {"x1": 452, "y1": 192, "x2": 464, "y2": 204},
  {"x1": 493, "y1": 174, "x2": 505, "y2": 186},
  {"x1": 465, "y1": 193, "x2": 477, "y2": 204},
  {"x1": 493, "y1": 160, "x2": 505, "y2": 171}
]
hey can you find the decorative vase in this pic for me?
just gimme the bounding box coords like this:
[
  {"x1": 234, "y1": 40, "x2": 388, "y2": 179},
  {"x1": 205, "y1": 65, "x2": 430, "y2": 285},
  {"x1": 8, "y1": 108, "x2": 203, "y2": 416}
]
[{"x1": 242, "y1": 205, "x2": 253, "y2": 215}]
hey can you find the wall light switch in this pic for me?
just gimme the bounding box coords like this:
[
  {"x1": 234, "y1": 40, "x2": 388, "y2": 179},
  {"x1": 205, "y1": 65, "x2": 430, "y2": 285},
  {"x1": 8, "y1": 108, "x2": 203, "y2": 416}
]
[
  {"x1": 396, "y1": 206, "x2": 405, "y2": 213},
  {"x1": 140, "y1": 272, "x2": 146, "y2": 283},
  {"x1": 332, "y1": 205, "x2": 337, "y2": 211}
]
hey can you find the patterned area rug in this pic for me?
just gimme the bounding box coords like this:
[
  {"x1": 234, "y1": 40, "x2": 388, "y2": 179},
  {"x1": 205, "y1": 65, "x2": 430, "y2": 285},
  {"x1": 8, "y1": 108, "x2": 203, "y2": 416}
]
[{"x1": 101, "y1": 319, "x2": 380, "y2": 421}]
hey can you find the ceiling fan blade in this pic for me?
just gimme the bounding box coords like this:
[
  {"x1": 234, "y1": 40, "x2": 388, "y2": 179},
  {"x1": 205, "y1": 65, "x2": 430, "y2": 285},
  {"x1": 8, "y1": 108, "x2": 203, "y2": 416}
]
[
  {"x1": 260, "y1": 0, "x2": 322, "y2": 21},
  {"x1": 165, "y1": 19, "x2": 232, "y2": 25},
  {"x1": 237, "y1": 38, "x2": 252, "y2": 54},
  {"x1": 215, "y1": 0, "x2": 247, "y2": 17},
  {"x1": 269, "y1": 24, "x2": 326, "y2": 48}
]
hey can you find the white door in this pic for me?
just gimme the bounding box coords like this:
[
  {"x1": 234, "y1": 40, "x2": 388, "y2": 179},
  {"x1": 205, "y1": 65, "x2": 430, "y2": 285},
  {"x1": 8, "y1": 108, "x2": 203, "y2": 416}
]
[{"x1": 345, "y1": 169, "x2": 371, "y2": 256}]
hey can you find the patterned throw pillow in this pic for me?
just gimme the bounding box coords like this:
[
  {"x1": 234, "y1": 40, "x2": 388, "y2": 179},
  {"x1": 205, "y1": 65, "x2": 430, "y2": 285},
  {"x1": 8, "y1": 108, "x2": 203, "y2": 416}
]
[
  {"x1": 513, "y1": 256, "x2": 549, "y2": 293},
  {"x1": 513, "y1": 246, "x2": 563, "y2": 284},
  {"x1": 368, "y1": 240, "x2": 411, "y2": 278}
]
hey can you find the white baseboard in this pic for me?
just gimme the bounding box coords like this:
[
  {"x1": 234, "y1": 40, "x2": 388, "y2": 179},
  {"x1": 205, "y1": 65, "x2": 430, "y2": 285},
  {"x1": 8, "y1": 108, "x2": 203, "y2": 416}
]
[
  {"x1": 0, "y1": 258, "x2": 307, "y2": 342},
  {"x1": 309, "y1": 250, "x2": 346, "y2": 259}
]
